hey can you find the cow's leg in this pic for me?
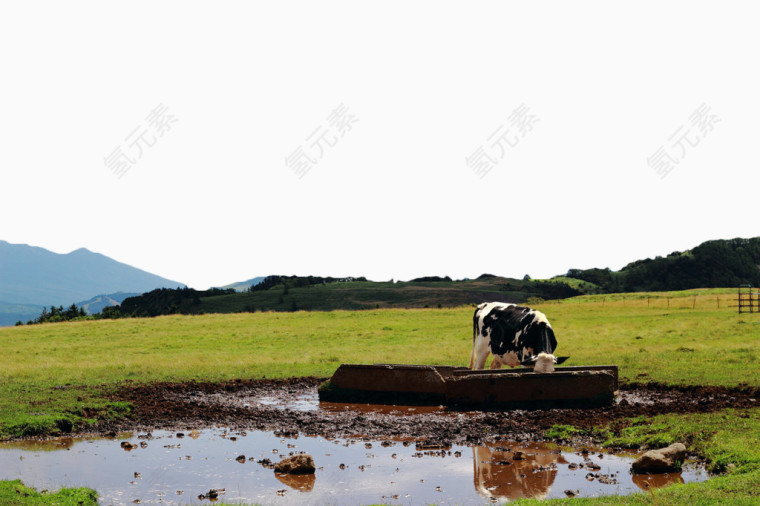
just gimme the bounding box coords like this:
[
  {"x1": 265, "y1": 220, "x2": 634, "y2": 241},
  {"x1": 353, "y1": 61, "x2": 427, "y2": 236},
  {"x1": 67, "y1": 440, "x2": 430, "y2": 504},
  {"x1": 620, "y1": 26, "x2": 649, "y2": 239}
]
[
  {"x1": 490, "y1": 357, "x2": 502, "y2": 370},
  {"x1": 472, "y1": 336, "x2": 491, "y2": 370}
]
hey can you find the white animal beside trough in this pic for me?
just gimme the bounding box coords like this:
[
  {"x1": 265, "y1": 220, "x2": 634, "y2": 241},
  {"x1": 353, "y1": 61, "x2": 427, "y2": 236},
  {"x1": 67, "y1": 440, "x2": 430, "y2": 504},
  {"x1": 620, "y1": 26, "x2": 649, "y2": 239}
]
[{"x1": 470, "y1": 302, "x2": 569, "y2": 372}]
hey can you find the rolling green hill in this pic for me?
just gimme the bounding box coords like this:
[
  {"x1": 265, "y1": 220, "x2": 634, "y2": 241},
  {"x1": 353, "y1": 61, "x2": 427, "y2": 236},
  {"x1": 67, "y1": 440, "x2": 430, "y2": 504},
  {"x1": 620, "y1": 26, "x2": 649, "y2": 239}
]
[
  {"x1": 563, "y1": 237, "x2": 760, "y2": 293},
  {"x1": 115, "y1": 275, "x2": 582, "y2": 317}
]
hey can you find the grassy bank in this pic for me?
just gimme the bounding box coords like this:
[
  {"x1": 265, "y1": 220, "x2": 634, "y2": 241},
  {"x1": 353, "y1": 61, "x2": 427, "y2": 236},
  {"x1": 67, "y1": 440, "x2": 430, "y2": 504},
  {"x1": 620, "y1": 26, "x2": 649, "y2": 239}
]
[
  {"x1": 534, "y1": 407, "x2": 760, "y2": 504},
  {"x1": 0, "y1": 480, "x2": 97, "y2": 505}
]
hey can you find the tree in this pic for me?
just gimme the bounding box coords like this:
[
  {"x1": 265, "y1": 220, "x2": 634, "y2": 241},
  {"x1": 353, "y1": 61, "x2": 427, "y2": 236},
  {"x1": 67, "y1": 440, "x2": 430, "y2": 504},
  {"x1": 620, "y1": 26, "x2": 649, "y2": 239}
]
[{"x1": 66, "y1": 304, "x2": 79, "y2": 319}]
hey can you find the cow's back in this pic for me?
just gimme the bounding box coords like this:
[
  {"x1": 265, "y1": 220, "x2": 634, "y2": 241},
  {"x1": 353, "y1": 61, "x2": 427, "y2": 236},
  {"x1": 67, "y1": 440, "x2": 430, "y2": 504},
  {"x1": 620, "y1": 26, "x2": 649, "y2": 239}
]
[{"x1": 476, "y1": 302, "x2": 557, "y2": 360}]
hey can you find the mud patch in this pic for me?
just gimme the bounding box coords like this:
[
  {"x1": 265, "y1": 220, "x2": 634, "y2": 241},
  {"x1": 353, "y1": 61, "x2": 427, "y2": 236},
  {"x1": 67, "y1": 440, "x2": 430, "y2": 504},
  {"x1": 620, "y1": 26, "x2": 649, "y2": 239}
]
[{"x1": 96, "y1": 378, "x2": 758, "y2": 446}]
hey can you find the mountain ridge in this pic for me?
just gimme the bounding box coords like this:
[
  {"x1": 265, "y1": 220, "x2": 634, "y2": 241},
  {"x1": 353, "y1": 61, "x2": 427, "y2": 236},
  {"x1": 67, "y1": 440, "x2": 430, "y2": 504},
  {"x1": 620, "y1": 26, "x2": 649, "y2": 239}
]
[
  {"x1": 219, "y1": 276, "x2": 266, "y2": 292},
  {"x1": 0, "y1": 241, "x2": 185, "y2": 324}
]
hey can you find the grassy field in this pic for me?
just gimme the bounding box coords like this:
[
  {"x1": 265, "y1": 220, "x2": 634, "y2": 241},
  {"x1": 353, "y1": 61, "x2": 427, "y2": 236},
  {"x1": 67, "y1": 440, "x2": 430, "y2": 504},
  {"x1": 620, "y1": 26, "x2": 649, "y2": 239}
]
[{"x1": 1, "y1": 288, "x2": 760, "y2": 503}]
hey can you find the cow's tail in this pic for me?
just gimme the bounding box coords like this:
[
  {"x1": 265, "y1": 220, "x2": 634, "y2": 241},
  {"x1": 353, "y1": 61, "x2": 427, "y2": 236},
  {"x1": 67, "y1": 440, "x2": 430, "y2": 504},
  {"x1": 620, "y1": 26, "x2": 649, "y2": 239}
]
[{"x1": 469, "y1": 309, "x2": 478, "y2": 369}]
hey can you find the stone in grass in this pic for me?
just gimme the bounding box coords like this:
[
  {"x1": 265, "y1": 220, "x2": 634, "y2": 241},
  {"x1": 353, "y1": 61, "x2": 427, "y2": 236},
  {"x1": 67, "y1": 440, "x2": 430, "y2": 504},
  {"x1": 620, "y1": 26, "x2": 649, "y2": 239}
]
[
  {"x1": 632, "y1": 443, "x2": 687, "y2": 474},
  {"x1": 274, "y1": 454, "x2": 316, "y2": 474}
]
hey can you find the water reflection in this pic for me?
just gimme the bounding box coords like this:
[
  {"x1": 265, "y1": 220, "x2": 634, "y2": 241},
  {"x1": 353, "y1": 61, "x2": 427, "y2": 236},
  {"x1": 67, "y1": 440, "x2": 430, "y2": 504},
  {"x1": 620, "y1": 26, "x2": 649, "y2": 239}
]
[
  {"x1": 0, "y1": 437, "x2": 76, "y2": 452},
  {"x1": 275, "y1": 472, "x2": 316, "y2": 492},
  {"x1": 632, "y1": 471, "x2": 685, "y2": 490},
  {"x1": 0, "y1": 430, "x2": 706, "y2": 505},
  {"x1": 473, "y1": 443, "x2": 568, "y2": 500}
]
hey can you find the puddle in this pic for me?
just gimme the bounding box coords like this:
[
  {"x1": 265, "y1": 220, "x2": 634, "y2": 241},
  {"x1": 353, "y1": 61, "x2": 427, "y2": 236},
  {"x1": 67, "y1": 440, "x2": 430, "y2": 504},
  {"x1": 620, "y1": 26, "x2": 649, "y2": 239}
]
[
  {"x1": 215, "y1": 388, "x2": 672, "y2": 415},
  {"x1": 0, "y1": 429, "x2": 706, "y2": 505},
  {"x1": 217, "y1": 389, "x2": 465, "y2": 417}
]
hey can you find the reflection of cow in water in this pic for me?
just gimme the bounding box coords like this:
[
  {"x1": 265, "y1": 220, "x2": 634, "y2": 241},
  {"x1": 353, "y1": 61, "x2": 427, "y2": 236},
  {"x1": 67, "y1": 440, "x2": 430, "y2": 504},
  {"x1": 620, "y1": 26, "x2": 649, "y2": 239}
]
[{"x1": 472, "y1": 444, "x2": 567, "y2": 500}]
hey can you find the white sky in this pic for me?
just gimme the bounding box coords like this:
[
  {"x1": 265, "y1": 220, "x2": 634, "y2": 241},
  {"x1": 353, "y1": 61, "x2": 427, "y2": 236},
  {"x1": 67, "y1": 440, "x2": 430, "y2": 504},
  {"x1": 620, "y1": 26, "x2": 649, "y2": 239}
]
[{"x1": 1, "y1": 2, "x2": 758, "y2": 290}]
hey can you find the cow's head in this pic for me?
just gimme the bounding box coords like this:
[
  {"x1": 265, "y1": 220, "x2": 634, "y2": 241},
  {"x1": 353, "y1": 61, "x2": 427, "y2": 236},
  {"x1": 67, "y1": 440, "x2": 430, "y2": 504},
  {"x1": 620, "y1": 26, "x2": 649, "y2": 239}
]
[{"x1": 521, "y1": 353, "x2": 569, "y2": 373}]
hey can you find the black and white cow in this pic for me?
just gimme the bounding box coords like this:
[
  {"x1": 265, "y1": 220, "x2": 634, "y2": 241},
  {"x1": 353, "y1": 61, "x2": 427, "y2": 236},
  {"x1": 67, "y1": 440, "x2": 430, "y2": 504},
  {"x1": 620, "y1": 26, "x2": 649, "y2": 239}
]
[{"x1": 469, "y1": 302, "x2": 568, "y2": 371}]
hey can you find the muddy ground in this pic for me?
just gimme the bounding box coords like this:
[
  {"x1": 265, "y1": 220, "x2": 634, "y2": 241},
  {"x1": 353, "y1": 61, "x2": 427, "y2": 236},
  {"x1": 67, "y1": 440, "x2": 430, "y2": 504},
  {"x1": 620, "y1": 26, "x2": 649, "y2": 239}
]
[{"x1": 95, "y1": 378, "x2": 759, "y2": 447}]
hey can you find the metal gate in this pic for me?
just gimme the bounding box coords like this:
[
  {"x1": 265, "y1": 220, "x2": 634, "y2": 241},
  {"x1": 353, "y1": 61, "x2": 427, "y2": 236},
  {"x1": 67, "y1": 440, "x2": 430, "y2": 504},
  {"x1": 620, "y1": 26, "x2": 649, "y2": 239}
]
[{"x1": 737, "y1": 284, "x2": 760, "y2": 313}]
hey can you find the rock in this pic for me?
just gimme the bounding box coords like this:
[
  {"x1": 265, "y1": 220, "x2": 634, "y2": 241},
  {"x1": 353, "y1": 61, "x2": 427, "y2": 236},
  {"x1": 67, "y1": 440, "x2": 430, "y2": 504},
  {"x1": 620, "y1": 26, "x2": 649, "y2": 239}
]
[
  {"x1": 586, "y1": 461, "x2": 601, "y2": 471},
  {"x1": 274, "y1": 454, "x2": 316, "y2": 474},
  {"x1": 198, "y1": 489, "x2": 224, "y2": 500},
  {"x1": 564, "y1": 489, "x2": 579, "y2": 497},
  {"x1": 236, "y1": 455, "x2": 246, "y2": 463},
  {"x1": 632, "y1": 443, "x2": 687, "y2": 474}
]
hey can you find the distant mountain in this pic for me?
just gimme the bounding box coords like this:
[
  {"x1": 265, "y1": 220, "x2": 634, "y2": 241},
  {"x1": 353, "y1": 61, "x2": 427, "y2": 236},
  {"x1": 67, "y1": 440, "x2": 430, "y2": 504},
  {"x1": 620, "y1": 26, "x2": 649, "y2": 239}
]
[
  {"x1": 0, "y1": 300, "x2": 44, "y2": 327},
  {"x1": 0, "y1": 240, "x2": 184, "y2": 314},
  {"x1": 76, "y1": 292, "x2": 139, "y2": 315},
  {"x1": 219, "y1": 276, "x2": 266, "y2": 292}
]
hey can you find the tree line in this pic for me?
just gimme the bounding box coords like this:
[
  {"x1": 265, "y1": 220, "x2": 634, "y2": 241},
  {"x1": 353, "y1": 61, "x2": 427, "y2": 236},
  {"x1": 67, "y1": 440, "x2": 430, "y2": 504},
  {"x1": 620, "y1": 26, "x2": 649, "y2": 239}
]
[
  {"x1": 566, "y1": 238, "x2": 760, "y2": 292},
  {"x1": 16, "y1": 304, "x2": 87, "y2": 325}
]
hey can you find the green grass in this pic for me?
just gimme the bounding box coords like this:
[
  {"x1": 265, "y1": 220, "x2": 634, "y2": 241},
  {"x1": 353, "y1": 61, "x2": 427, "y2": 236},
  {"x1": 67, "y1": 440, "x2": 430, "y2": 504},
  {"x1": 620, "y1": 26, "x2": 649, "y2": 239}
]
[
  {"x1": 0, "y1": 480, "x2": 97, "y2": 505},
  {"x1": 604, "y1": 409, "x2": 760, "y2": 474},
  {"x1": 537, "y1": 409, "x2": 760, "y2": 504},
  {"x1": 2, "y1": 287, "x2": 760, "y2": 503},
  {"x1": 547, "y1": 275, "x2": 602, "y2": 292},
  {"x1": 511, "y1": 469, "x2": 760, "y2": 504}
]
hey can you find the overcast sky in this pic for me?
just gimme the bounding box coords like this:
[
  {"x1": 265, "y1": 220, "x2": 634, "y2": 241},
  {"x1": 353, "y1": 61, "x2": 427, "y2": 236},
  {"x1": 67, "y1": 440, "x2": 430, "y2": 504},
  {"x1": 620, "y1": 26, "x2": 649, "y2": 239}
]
[{"x1": 1, "y1": 2, "x2": 758, "y2": 290}]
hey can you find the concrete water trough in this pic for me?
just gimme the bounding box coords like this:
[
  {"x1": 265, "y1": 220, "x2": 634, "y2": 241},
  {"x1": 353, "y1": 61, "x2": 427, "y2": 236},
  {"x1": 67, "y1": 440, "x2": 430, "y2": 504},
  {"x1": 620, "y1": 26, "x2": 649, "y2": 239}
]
[{"x1": 318, "y1": 363, "x2": 618, "y2": 408}]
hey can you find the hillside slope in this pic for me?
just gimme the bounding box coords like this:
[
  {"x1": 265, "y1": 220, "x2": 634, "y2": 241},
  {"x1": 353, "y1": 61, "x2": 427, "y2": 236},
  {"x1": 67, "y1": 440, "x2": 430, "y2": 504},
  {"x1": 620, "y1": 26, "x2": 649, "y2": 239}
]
[
  {"x1": 116, "y1": 275, "x2": 581, "y2": 316},
  {"x1": 564, "y1": 237, "x2": 760, "y2": 292},
  {"x1": 219, "y1": 276, "x2": 266, "y2": 292},
  {"x1": 76, "y1": 292, "x2": 139, "y2": 315}
]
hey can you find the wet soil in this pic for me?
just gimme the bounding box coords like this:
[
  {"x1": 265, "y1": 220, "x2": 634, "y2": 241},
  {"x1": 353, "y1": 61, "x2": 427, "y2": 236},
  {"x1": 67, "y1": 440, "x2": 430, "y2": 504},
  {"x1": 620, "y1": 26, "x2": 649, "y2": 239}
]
[{"x1": 95, "y1": 378, "x2": 759, "y2": 447}]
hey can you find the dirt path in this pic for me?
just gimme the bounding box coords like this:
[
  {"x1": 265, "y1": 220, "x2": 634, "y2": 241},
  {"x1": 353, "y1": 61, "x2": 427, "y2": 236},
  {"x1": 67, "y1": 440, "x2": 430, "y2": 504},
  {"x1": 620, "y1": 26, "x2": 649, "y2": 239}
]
[{"x1": 94, "y1": 378, "x2": 759, "y2": 446}]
